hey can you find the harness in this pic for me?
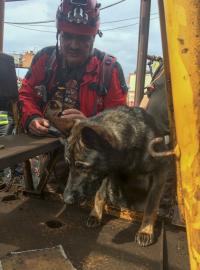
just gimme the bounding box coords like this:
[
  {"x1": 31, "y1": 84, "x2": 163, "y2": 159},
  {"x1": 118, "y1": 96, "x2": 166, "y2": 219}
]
[
  {"x1": 36, "y1": 47, "x2": 127, "y2": 102},
  {"x1": 34, "y1": 47, "x2": 128, "y2": 120}
]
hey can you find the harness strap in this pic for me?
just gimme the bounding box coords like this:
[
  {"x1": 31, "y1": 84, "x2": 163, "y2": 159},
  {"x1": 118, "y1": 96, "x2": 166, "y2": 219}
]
[
  {"x1": 99, "y1": 54, "x2": 117, "y2": 95},
  {"x1": 43, "y1": 48, "x2": 57, "y2": 88},
  {"x1": 36, "y1": 48, "x2": 128, "y2": 111}
]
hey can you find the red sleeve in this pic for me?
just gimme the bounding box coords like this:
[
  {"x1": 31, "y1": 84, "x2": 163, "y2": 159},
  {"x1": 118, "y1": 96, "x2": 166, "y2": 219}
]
[
  {"x1": 19, "y1": 50, "x2": 49, "y2": 128},
  {"x1": 103, "y1": 66, "x2": 127, "y2": 109}
]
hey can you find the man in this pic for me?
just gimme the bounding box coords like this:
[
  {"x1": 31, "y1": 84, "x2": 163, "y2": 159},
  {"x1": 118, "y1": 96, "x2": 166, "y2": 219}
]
[
  {"x1": 140, "y1": 62, "x2": 176, "y2": 216},
  {"x1": 19, "y1": 0, "x2": 128, "y2": 190},
  {"x1": 0, "y1": 53, "x2": 17, "y2": 137},
  {"x1": 146, "y1": 63, "x2": 170, "y2": 136},
  {"x1": 19, "y1": 0, "x2": 128, "y2": 136},
  {"x1": 0, "y1": 53, "x2": 19, "y2": 185}
]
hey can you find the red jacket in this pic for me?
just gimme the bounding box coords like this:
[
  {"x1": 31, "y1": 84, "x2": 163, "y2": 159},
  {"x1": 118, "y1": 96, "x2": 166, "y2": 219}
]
[{"x1": 19, "y1": 46, "x2": 128, "y2": 129}]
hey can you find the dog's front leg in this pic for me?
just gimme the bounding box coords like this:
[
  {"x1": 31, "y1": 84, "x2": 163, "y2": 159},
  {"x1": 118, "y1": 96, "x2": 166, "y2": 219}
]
[
  {"x1": 135, "y1": 167, "x2": 166, "y2": 247},
  {"x1": 87, "y1": 177, "x2": 108, "y2": 228}
]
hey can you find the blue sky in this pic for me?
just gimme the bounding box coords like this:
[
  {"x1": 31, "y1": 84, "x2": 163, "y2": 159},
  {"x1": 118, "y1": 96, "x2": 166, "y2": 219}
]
[{"x1": 4, "y1": 0, "x2": 163, "y2": 79}]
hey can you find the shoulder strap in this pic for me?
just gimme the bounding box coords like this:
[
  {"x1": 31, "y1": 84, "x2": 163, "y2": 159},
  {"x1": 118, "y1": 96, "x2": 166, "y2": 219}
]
[
  {"x1": 30, "y1": 47, "x2": 56, "y2": 103},
  {"x1": 42, "y1": 48, "x2": 127, "y2": 99},
  {"x1": 93, "y1": 49, "x2": 117, "y2": 96},
  {"x1": 43, "y1": 47, "x2": 57, "y2": 87},
  {"x1": 92, "y1": 49, "x2": 128, "y2": 96},
  {"x1": 98, "y1": 53, "x2": 117, "y2": 95},
  {"x1": 114, "y1": 61, "x2": 129, "y2": 93}
]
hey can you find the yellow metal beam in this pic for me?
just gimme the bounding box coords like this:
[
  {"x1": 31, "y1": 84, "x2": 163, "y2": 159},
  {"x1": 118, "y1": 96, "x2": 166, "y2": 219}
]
[{"x1": 163, "y1": 0, "x2": 200, "y2": 269}]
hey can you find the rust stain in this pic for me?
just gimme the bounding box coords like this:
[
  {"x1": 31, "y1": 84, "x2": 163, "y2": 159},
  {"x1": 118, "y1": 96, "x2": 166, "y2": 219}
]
[
  {"x1": 191, "y1": 228, "x2": 200, "y2": 258},
  {"x1": 177, "y1": 37, "x2": 185, "y2": 45},
  {"x1": 194, "y1": 188, "x2": 200, "y2": 201},
  {"x1": 181, "y1": 48, "x2": 189, "y2": 54}
]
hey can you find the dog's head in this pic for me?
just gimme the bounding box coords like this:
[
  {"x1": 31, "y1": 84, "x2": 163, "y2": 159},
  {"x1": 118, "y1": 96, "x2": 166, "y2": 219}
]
[{"x1": 63, "y1": 120, "x2": 116, "y2": 205}]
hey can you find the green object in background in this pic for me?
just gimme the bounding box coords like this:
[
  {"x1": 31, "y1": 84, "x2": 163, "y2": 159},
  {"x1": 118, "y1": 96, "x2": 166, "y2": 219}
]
[
  {"x1": 0, "y1": 113, "x2": 9, "y2": 125},
  {"x1": 152, "y1": 61, "x2": 161, "y2": 74}
]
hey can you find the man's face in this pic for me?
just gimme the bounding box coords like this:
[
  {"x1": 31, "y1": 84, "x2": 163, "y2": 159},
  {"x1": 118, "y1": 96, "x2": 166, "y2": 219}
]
[{"x1": 60, "y1": 31, "x2": 95, "y2": 67}]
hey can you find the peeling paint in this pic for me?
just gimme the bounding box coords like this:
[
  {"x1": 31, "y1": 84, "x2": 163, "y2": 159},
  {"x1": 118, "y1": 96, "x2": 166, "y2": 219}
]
[
  {"x1": 194, "y1": 189, "x2": 200, "y2": 201},
  {"x1": 181, "y1": 48, "x2": 189, "y2": 54},
  {"x1": 177, "y1": 37, "x2": 185, "y2": 45},
  {"x1": 164, "y1": 0, "x2": 200, "y2": 269}
]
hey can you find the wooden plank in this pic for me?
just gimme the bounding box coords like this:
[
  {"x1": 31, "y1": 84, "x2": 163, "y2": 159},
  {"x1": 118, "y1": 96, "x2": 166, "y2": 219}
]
[{"x1": 0, "y1": 134, "x2": 61, "y2": 170}]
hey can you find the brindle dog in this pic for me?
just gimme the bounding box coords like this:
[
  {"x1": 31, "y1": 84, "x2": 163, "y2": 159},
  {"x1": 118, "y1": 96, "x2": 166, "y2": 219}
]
[{"x1": 62, "y1": 106, "x2": 168, "y2": 247}]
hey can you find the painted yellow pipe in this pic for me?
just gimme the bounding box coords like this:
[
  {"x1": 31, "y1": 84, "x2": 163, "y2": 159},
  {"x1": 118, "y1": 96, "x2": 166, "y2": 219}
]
[{"x1": 163, "y1": 0, "x2": 200, "y2": 269}]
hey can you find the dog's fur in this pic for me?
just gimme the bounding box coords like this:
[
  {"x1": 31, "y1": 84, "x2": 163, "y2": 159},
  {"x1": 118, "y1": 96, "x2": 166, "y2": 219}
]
[{"x1": 63, "y1": 106, "x2": 168, "y2": 246}]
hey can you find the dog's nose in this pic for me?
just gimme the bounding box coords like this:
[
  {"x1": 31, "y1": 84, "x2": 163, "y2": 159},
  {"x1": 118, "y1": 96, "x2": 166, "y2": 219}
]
[{"x1": 63, "y1": 190, "x2": 80, "y2": 205}]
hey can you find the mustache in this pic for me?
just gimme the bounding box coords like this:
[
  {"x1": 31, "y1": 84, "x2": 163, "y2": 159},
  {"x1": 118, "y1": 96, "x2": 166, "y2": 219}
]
[{"x1": 65, "y1": 49, "x2": 82, "y2": 54}]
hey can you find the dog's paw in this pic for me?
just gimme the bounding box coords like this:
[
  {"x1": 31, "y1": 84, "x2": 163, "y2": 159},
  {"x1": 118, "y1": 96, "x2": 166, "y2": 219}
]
[
  {"x1": 86, "y1": 216, "x2": 101, "y2": 228},
  {"x1": 135, "y1": 231, "x2": 154, "y2": 247}
]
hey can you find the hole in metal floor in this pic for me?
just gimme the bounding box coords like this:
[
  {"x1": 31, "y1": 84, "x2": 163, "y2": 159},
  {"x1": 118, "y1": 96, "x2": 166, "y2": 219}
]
[{"x1": 45, "y1": 219, "x2": 64, "y2": 229}]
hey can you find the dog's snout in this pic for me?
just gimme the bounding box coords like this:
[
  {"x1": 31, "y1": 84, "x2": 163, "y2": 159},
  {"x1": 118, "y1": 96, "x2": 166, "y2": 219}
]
[
  {"x1": 63, "y1": 190, "x2": 79, "y2": 205},
  {"x1": 64, "y1": 193, "x2": 75, "y2": 205}
]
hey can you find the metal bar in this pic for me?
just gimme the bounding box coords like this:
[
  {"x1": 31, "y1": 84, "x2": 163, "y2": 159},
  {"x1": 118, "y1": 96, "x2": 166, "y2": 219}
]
[
  {"x1": 36, "y1": 150, "x2": 60, "y2": 193},
  {"x1": 0, "y1": 134, "x2": 61, "y2": 171},
  {"x1": 159, "y1": 220, "x2": 168, "y2": 270},
  {"x1": 157, "y1": 0, "x2": 185, "y2": 233},
  {"x1": 0, "y1": 0, "x2": 30, "y2": 52},
  {"x1": 163, "y1": 0, "x2": 200, "y2": 269},
  {"x1": 148, "y1": 137, "x2": 176, "y2": 158},
  {"x1": 0, "y1": 0, "x2": 5, "y2": 52},
  {"x1": 157, "y1": 0, "x2": 176, "y2": 141},
  {"x1": 159, "y1": 220, "x2": 164, "y2": 270},
  {"x1": 134, "y1": 0, "x2": 151, "y2": 106},
  {"x1": 24, "y1": 160, "x2": 34, "y2": 190}
]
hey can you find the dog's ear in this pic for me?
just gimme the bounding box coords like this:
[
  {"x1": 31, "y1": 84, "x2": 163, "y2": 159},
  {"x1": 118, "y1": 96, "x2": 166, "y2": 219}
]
[{"x1": 81, "y1": 125, "x2": 114, "y2": 150}]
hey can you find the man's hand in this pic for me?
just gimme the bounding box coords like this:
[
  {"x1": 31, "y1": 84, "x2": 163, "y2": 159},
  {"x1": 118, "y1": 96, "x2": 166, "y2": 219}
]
[
  {"x1": 61, "y1": 109, "x2": 86, "y2": 120},
  {"x1": 28, "y1": 117, "x2": 50, "y2": 136}
]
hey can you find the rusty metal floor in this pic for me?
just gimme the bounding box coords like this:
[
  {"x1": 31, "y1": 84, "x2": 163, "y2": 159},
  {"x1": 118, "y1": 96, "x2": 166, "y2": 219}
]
[{"x1": 0, "y1": 191, "x2": 190, "y2": 270}]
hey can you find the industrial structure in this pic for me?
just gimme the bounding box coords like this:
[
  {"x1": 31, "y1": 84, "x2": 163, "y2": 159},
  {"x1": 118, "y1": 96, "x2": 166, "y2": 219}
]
[{"x1": 0, "y1": 0, "x2": 200, "y2": 269}]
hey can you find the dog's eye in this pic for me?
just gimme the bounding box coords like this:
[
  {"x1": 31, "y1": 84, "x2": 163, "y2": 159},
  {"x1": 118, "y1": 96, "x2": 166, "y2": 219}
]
[{"x1": 75, "y1": 161, "x2": 91, "y2": 170}]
